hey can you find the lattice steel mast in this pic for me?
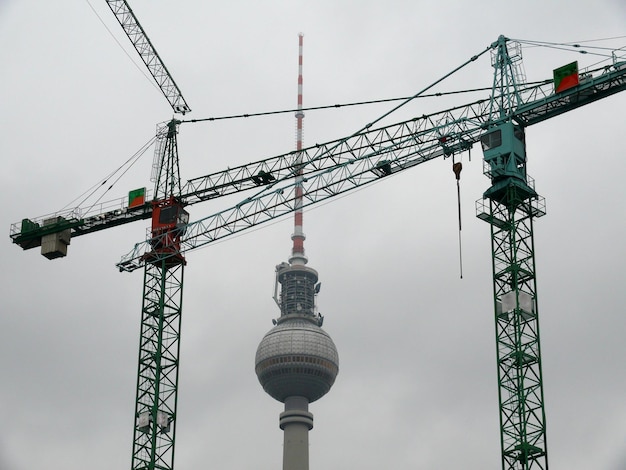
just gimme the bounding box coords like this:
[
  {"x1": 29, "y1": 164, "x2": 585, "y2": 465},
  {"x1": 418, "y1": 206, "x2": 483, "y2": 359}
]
[
  {"x1": 132, "y1": 120, "x2": 189, "y2": 470},
  {"x1": 105, "y1": 2, "x2": 191, "y2": 469},
  {"x1": 477, "y1": 35, "x2": 548, "y2": 469}
]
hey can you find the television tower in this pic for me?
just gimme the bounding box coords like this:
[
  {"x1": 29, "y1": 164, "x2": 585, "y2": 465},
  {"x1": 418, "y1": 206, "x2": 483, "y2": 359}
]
[{"x1": 255, "y1": 34, "x2": 339, "y2": 470}]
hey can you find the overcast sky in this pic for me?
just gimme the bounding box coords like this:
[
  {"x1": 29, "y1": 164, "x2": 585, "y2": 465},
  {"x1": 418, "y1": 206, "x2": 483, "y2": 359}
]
[{"x1": 1, "y1": 1, "x2": 625, "y2": 469}]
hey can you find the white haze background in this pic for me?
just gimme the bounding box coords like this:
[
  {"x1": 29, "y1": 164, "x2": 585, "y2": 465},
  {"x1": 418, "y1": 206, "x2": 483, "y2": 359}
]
[{"x1": 1, "y1": 1, "x2": 625, "y2": 469}]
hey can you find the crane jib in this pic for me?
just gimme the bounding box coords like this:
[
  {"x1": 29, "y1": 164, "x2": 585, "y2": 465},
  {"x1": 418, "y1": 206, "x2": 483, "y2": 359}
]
[
  {"x1": 10, "y1": 58, "x2": 626, "y2": 261},
  {"x1": 105, "y1": 0, "x2": 191, "y2": 115}
]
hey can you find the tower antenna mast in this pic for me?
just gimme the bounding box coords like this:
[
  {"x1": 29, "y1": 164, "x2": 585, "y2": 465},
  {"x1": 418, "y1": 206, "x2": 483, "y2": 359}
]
[
  {"x1": 256, "y1": 34, "x2": 339, "y2": 470},
  {"x1": 291, "y1": 33, "x2": 306, "y2": 266}
]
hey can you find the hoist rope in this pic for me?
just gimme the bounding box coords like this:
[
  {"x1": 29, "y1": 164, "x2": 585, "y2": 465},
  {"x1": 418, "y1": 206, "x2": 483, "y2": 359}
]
[{"x1": 452, "y1": 161, "x2": 463, "y2": 279}]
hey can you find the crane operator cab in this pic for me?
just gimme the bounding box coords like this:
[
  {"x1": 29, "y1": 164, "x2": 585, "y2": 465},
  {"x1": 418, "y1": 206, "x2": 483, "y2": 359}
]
[
  {"x1": 147, "y1": 197, "x2": 189, "y2": 266},
  {"x1": 481, "y1": 122, "x2": 537, "y2": 205}
]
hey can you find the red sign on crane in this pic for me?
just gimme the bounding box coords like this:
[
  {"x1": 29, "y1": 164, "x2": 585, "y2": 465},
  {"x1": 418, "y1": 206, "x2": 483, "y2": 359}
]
[{"x1": 553, "y1": 61, "x2": 580, "y2": 93}]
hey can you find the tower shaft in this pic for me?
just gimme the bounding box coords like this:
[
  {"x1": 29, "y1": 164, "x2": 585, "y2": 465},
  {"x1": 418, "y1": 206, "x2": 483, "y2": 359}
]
[
  {"x1": 255, "y1": 34, "x2": 338, "y2": 470},
  {"x1": 280, "y1": 396, "x2": 314, "y2": 470}
]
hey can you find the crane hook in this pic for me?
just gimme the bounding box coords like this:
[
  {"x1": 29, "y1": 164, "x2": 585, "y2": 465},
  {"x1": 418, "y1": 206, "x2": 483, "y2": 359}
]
[{"x1": 452, "y1": 159, "x2": 463, "y2": 279}]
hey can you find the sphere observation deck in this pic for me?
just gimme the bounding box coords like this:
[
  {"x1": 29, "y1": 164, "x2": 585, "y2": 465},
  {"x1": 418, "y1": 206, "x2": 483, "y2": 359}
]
[{"x1": 255, "y1": 317, "x2": 339, "y2": 403}]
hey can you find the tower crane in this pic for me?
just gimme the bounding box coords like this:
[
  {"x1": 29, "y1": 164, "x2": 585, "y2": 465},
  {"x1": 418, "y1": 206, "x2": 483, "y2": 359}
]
[{"x1": 10, "y1": 33, "x2": 626, "y2": 470}]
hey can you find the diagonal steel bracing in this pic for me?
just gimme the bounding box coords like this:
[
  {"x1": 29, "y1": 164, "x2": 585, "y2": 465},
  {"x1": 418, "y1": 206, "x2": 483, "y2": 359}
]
[
  {"x1": 132, "y1": 259, "x2": 184, "y2": 470},
  {"x1": 484, "y1": 195, "x2": 548, "y2": 470}
]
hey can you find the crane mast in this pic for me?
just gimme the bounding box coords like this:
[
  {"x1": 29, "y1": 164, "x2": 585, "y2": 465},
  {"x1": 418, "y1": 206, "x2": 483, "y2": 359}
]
[
  {"x1": 9, "y1": 34, "x2": 626, "y2": 469},
  {"x1": 479, "y1": 35, "x2": 548, "y2": 469},
  {"x1": 106, "y1": 3, "x2": 189, "y2": 468},
  {"x1": 131, "y1": 120, "x2": 188, "y2": 470}
]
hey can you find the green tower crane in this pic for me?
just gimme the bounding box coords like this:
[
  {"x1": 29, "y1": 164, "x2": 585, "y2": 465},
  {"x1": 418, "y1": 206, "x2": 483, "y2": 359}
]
[
  {"x1": 10, "y1": 32, "x2": 626, "y2": 470},
  {"x1": 106, "y1": 3, "x2": 191, "y2": 469},
  {"x1": 479, "y1": 36, "x2": 548, "y2": 469}
]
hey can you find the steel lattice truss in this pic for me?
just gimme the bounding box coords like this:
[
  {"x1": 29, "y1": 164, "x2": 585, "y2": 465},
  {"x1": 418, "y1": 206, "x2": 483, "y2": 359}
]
[
  {"x1": 10, "y1": 60, "x2": 625, "y2": 249},
  {"x1": 153, "y1": 121, "x2": 183, "y2": 199},
  {"x1": 132, "y1": 260, "x2": 184, "y2": 470},
  {"x1": 483, "y1": 196, "x2": 548, "y2": 470},
  {"x1": 106, "y1": 0, "x2": 191, "y2": 114},
  {"x1": 114, "y1": 57, "x2": 626, "y2": 272},
  {"x1": 117, "y1": 99, "x2": 494, "y2": 271}
]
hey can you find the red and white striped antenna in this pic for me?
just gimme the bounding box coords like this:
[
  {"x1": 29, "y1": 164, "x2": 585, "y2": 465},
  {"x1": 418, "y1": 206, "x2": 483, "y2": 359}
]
[{"x1": 290, "y1": 33, "x2": 307, "y2": 266}]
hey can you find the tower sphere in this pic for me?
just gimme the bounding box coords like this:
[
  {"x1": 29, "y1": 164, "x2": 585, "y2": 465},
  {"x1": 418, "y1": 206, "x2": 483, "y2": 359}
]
[{"x1": 255, "y1": 318, "x2": 339, "y2": 403}]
